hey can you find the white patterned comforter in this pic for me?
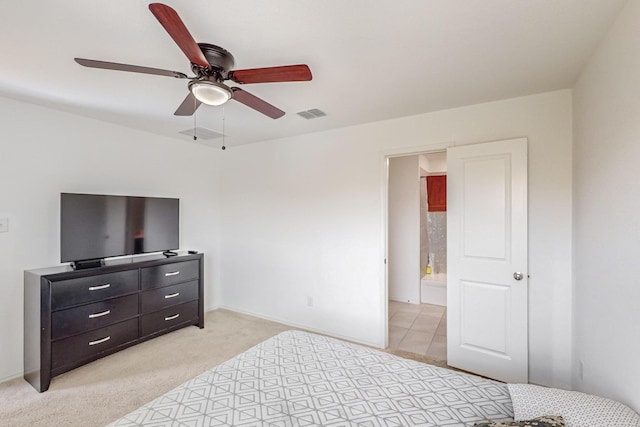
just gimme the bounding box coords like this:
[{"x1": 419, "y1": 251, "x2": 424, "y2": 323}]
[{"x1": 109, "y1": 330, "x2": 513, "y2": 426}]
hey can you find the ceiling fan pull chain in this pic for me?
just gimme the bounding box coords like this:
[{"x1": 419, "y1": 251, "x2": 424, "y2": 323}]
[
  {"x1": 221, "y1": 106, "x2": 226, "y2": 151},
  {"x1": 193, "y1": 98, "x2": 197, "y2": 141}
]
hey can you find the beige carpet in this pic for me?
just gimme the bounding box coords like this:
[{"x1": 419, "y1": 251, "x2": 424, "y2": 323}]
[{"x1": 0, "y1": 309, "x2": 449, "y2": 426}]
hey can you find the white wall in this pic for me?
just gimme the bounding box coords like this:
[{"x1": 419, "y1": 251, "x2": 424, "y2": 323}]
[
  {"x1": 0, "y1": 96, "x2": 221, "y2": 383},
  {"x1": 217, "y1": 90, "x2": 573, "y2": 388},
  {"x1": 572, "y1": 0, "x2": 640, "y2": 411},
  {"x1": 388, "y1": 155, "x2": 420, "y2": 304},
  {"x1": 0, "y1": 88, "x2": 576, "y2": 390},
  {"x1": 419, "y1": 153, "x2": 447, "y2": 175}
]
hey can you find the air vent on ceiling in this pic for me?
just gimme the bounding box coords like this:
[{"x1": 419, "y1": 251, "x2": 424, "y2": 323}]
[
  {"x1": 297, "y1": 108, "x2": 327, "y2": 119},
  {"x1": 178, "y1": 127, "x2": 223, "y2": 140}
]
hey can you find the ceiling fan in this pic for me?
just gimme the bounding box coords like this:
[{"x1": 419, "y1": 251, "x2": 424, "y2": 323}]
[{"x1": 74, "y1": 3, "x2": 312, "y2": 119}]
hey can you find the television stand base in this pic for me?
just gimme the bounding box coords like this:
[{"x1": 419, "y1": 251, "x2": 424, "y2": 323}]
[
  {"x1": 72, "y1": 259, "x2": 104, "y2": 270},
  {"x1": 163, "y1": 250, "x2": 178, "y2": 258}
]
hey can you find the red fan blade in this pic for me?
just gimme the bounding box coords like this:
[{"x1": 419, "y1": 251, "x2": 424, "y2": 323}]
[
  {"x1": 228, "y1": 64, "x2": 312, "y2": 84},
  {"x1": 174, "y1": 92, "x2": 202, "y2": 116},
  {"x1": 75, "y1": 58, "x2": 188, "y2": 79},
  {"x1": 148, "y1": 3, "x2": 209, "y2": 68},
  {"x1": 230, "y1": 87, "x2": 285, "y2": 119}
]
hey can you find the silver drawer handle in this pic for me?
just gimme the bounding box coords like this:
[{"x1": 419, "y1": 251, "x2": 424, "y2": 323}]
[
  {"x1": 164, "y1": 292, "x2": 180, "y2": 299},
  {"x1": 164, "y1": 314, "x2": 180, "y2": 321},
  {"x1": 88, "y1": 336, "x2": 111, "y2": 346},
  {"x1": 88, "y1": 310, "x2": 111, "y2": 319},
  {"x1": 88, "y1": 283, "x2": 111, "y2": 291},
  {"x1": 164, "y1": 271, "x2": 180, "y2": 277}
]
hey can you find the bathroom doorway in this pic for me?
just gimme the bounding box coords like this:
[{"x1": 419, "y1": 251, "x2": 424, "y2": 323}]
[{"x1": 387, "y1": 151, "x2": 447, "y2": 363}]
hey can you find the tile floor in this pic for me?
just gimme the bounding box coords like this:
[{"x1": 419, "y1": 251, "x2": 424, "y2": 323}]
[{"x1": 388, "y1": 300, "x2": 447, "y2": 361}]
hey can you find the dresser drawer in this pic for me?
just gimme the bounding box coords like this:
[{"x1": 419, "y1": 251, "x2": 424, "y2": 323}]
[
  {"x1": 141, "y1": 260, "x2": 199, "y2": 290},
  {"x1": 51, "y1": 270, "x2": 138, "y2": 310},
  {"x1": 51, "y1": 318, "x2": 138, "y2": 372},
  {"x1": 141, "y1": 280, "x2": 199, "y2": 314},
  {"x1": 141, "y1": 300, "x2": 198, "y2": 336},
  {"x1": 51, "y1": 294, "x2": 139, "y2": 340}
]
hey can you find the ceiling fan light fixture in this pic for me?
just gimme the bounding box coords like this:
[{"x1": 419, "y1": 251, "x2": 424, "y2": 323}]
[{"x1": 188, "y1": 80, "x2": 231, "y2": 106}]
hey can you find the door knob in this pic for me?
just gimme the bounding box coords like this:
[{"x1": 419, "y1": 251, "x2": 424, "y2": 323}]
[{"x1": 513, "y1": 272, "x2": 524, "y2": 281}]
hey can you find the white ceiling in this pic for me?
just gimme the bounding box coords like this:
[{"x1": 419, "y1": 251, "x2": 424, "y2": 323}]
[{"x1": 0, "y1": 0, "x2": 627, "y2": 148}]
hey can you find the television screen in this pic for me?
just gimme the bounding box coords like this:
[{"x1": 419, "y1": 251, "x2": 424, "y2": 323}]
[{"x1": 60, "y1": 193, "x2": 179, "y2": 263}]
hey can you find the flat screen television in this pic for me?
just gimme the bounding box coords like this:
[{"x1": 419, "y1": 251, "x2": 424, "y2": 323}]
[{"x1": 61, "y1": 193, "x2": 179, "y2": 267}]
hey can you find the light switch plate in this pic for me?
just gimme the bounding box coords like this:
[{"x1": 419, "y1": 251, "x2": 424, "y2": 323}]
[{"x1": 0, "y1": 217, "x2": 8, "y2": 233}]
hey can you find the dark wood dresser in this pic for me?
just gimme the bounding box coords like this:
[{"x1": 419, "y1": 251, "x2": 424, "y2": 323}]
[{"x1": 24, "y1": 253, "x2": 204, "y2": 392}]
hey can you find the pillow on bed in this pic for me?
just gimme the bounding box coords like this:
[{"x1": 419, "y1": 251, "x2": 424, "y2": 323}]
[
  {"x1": 508, "y1": 384, "x2": 640, "y2": 427},
  {"x1": 474, "y1": 415, "x2": 565, "y2": 426}
]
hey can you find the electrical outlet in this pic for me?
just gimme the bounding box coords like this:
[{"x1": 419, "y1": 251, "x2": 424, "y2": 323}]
[
  {"x1": 0, "y1": 217, "x2": 8, "y2": 233},
  {"x1": 579, "y1": 360, "x2": 584, "y2": 380},
  {"x1": 307, "y1": 296, "x2": 314, "y2": 307}
]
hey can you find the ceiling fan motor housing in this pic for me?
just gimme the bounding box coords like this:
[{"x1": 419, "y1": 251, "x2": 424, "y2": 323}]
[{"x1": 192, "y1": 43, "x2": 235, "y2": 78}]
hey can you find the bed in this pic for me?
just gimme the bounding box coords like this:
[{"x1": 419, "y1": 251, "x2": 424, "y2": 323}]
[{"x1": 108, "y1": 330, "x2": 640, "y2": 427}]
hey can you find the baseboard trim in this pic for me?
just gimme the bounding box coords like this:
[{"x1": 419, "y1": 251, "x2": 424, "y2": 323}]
[
  {"x1": 0, "y1": 370, "x2": 24, "y2": 386},
  {"x1": 212, "y1": 305, "x2": 383, "y2": 349}
]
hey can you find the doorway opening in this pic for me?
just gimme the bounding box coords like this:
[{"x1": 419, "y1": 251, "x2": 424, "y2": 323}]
[{"x1": 387, "y1": 151, "x2": 447, "y2": 363}]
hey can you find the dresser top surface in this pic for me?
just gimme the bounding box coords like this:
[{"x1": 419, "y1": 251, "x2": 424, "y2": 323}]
[{"x1": 25, "y1": 252, "x2": 202, "y2": 279}]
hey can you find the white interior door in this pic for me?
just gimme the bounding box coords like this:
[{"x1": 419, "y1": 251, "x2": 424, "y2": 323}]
[{"x1": 447, "y1": 138, "x2": 528, "y2": 383}]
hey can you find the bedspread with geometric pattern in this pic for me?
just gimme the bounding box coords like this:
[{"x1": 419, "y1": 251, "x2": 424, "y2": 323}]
[{"x1": 109, "y1": 330, "x2": 514, "y2": 426}]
